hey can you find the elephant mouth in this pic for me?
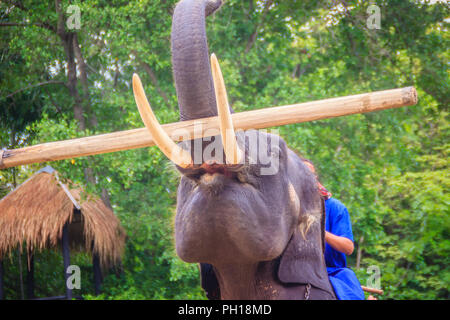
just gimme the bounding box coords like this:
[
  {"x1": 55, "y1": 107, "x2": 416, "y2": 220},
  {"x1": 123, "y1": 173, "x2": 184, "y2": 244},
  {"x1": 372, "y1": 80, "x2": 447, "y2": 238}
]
[
  {"x1": 179, "y1": 161, "x2": 243, "y2": 181},
  {"x1": 184, "y1": 164, "x2": 253, "y2": 197},
  {"x1": 188, "y1": 163, "x2": 261, "y2": 198}
]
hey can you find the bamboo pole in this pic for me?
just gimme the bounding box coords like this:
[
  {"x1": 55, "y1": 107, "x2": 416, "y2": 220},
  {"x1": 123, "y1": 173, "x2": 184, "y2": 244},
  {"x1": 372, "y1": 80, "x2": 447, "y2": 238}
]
[{"x1": 0, "y1": 87, "x2": 417, "y2": 169}]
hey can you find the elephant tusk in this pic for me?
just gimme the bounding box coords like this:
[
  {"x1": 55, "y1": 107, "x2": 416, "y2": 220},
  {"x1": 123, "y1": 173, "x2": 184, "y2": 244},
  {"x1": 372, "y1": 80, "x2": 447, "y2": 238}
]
[
  {"x1": 210, "y1": 53, "x2": 243, "y2": 165},
  {"x1": 132, "y1": 73, "x2": 193, "y2": 168}
]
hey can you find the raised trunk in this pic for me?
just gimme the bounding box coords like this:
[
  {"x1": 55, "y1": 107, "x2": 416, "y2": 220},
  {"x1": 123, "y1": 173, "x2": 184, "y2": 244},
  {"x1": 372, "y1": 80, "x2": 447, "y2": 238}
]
[{"x1": 171, "y1": 0, "x2": 222, "y2": 121}]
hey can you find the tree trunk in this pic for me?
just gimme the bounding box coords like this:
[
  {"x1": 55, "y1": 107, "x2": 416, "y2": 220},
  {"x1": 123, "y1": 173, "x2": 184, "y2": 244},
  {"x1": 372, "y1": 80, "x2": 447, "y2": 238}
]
[
  {"x1": 73, "y1": 33, "x2": 98, "y2": 128},
  {"x1": 244, "y1": 0, "x2": 273, "y2": 54},
  {"x1": 54, "y1": 0, "x2": 99, "y2": 190},
  {"x1": 356, "y1": 235, "x2": 364, "y2": 269}
]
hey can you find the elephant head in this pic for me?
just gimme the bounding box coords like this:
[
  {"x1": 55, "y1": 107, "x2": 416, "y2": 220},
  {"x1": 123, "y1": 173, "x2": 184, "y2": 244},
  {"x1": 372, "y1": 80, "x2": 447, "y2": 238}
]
[{"x1": 133, "y1": 0, "x2": 335, "y2": 299}]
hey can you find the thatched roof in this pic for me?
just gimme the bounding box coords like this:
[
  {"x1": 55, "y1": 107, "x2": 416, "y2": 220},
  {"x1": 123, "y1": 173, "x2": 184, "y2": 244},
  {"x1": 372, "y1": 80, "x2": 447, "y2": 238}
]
[{"x1": 0, "y1": 166, "x2": 126, "y2": 268}]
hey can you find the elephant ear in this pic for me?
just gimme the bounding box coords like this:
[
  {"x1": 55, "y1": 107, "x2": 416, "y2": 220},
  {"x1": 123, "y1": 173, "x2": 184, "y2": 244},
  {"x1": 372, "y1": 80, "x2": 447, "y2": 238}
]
[{"x1": 277, "y1": 203, "x2": 334, "y2": 294}]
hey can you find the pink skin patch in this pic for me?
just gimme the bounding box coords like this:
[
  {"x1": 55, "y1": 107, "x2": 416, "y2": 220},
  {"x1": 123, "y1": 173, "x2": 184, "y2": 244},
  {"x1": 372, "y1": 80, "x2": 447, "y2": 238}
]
[{"x1": 200, "y1": 161, "x2": 234, "y2": 178}]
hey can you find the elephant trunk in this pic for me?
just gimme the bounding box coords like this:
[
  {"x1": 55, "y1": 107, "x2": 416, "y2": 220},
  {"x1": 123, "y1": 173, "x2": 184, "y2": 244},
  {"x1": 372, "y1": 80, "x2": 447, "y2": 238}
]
[{"x1": 171, "y1": 0, "x2": 222, "y2": 121}]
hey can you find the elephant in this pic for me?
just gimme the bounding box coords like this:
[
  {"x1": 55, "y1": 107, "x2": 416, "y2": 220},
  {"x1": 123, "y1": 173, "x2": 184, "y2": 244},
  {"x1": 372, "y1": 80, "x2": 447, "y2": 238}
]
[{"x1": 132, "y1": 0, "x2": 336, "y2": 300}]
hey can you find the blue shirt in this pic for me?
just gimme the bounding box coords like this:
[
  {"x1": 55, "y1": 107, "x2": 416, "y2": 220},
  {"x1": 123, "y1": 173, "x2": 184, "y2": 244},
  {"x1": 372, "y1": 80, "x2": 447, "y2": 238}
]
[
  {"x1": 324, "y1": 197, "x2": 354, "y2": 268},
  {"x1": 324, "y1": 197, "x2": 364, "y2": 300}
]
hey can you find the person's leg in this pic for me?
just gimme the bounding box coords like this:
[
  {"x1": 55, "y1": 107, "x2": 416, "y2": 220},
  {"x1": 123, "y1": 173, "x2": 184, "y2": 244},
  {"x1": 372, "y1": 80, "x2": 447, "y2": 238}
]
[{"x1": 328, "y1": 268, "x2": 365, "y2": 300}]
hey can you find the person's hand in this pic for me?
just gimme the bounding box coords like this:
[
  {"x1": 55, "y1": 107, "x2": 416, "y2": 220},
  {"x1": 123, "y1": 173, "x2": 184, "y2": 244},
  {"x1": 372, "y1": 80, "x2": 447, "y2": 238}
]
[
  {"x1": 324, "y1": 231, "x2": 354, "y2": 255},
  {"x1": 367, "y1": 295, "x2": 378, "y2": 300}
]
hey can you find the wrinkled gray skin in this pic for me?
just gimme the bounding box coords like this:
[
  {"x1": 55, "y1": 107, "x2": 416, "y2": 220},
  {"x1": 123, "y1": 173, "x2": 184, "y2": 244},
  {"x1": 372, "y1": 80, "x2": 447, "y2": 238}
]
[{"x1": 171, "y1": 0, "x2": 335, "y2": 300}]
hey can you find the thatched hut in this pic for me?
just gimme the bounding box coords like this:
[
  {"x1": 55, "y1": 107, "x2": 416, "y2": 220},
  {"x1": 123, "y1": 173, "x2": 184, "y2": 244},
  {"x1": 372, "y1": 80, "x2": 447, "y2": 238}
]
[{"x1": 0, "y1": 166, "x2": 126, "y2": 299}]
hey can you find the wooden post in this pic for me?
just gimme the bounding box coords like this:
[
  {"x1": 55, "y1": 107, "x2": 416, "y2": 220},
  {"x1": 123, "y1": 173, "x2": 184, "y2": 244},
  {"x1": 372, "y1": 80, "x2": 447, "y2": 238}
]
[
  {"x1": 0, "y1": 87, "x2": 418, "y2": 169},
  {"x1": 0, "y1": 259, "x2": 4, "y2": 300},
  {"x1": 92, "y1": 253, "x2": 102, "y2": 295},
  {"x1": 26, "y1": 253, "x2": 35, "y2": 299},
  {"x1": 17, "y1": 248, "x2": 24, "y2": 300},
  {"x1": 61, "y1": 222, "x2": 72, "y2": 300}
]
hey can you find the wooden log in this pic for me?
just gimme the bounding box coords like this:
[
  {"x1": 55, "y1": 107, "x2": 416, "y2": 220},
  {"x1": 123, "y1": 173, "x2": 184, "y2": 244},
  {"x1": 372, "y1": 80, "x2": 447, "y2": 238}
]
[
  {"x1": 361, "y1": 285, "x2": 384, "y2": 295},
  {"x1": 0, "y1": 87, "x2": 417, "y2": 169}
]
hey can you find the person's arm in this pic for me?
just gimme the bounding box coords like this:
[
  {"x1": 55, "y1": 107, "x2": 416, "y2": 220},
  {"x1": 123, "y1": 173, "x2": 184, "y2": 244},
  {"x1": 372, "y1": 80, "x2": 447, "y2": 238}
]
[{"x1": 325, "y1": 231, "x2": 354, "y2": 255}]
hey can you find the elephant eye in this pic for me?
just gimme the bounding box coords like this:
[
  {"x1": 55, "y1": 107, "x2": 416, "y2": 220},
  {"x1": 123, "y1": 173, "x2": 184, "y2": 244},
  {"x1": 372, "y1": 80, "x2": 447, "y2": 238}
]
[{"x1": 236, "y1": 172, "x2": 248, "y2": 183}]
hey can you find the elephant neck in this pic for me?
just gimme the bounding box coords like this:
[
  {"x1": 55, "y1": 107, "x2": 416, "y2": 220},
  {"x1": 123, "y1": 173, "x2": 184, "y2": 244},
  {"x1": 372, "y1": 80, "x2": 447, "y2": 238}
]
[
  {"x1": 213, "y1": 261, "x2": 270, "y2": 300},
  {"x1": 212, "y1": 259, "x2": 333, "y2": 300},
  {"x1": 213, "y1": 260, "x2": 296, "y2": 300}
]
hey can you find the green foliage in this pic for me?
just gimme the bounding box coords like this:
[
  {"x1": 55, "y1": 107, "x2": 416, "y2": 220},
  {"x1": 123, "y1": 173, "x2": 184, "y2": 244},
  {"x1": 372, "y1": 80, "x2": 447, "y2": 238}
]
[
  {"x1": 0, "y1": 0, "x2": 448, "y2": 300},
  {"x1": 2, "y1": 249, "x2": 94, "y2": 299}
]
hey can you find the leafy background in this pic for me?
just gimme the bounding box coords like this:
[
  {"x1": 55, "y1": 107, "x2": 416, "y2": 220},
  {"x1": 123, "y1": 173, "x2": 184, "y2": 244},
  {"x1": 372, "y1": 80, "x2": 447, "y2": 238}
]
[{"x1": 0, "y1": 0, "x2": 448, "y2": 300}]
